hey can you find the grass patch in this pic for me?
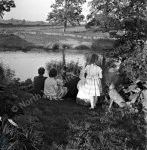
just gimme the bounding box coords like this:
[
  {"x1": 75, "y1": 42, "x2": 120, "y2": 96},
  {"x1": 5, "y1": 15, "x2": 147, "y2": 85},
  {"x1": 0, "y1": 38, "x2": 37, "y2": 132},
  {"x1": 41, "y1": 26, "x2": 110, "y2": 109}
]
[
  {"x1": 24, "y1": 97, "x2": 146, "y2": 150},
  {"x1": 25, "y1": 98, "x2": 88, "y2": 145},
  {"x1": 0, "y1": 34, "x2": 34, "y2": 51}
]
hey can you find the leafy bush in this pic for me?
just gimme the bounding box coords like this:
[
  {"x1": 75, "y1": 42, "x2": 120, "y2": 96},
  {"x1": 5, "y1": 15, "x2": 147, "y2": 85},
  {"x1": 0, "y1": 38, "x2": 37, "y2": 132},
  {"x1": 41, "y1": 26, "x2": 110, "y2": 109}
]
[
  {"x1": 52, "y1": 43, "x2": 59, "y2": 50},
  {"x1": 121, "y1": 47, "x2": 147, "y2": 82},
  {"x1": 46, "y1": 60, "x2": 82, "y2": 77},
  {"x1": 75, "y1": 45, "x2": 90, "y2": 50}
]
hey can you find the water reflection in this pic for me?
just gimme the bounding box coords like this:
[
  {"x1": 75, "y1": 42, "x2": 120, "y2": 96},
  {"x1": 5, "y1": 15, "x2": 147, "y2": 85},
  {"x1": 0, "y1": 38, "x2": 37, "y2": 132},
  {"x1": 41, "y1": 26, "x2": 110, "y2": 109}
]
[{"x1": 0, "y1": 49, "x2": 88, "y2": 81}]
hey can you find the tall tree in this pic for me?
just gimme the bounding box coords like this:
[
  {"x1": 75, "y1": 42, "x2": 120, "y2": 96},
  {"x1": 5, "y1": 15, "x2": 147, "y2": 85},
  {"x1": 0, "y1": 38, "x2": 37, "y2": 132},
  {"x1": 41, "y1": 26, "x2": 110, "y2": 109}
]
[
  {"x1": 86, "y1": 0, "x2": 128, "y2": 30},
  {"x1": 87, "y1": 0, "x2": 114, "y2": 30},
  {"x1": 47, "y1": 0, "x2": 86, "y2": 32},
  {"x1": 0, "y1": 0, "x2": 15, "y2": 18},
  {"x1": 115, "y1": 0, "x2": 147, "y2": 82}
]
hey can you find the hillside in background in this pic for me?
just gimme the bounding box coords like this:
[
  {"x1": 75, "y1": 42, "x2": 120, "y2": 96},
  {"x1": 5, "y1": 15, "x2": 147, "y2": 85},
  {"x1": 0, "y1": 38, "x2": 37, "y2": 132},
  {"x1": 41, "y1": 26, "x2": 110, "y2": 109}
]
[
  {"x1": 0, "y1": 17, "x2": 51, "y2": 26},
  {"x1": 0, "y1": 17, "x2": 86, "y2": 26}
]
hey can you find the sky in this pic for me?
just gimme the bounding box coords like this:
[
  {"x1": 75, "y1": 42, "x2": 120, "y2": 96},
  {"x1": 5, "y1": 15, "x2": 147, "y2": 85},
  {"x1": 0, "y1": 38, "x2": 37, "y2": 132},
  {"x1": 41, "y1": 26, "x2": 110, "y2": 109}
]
[{"x1": 3, "y1": 0, "x2": 90, "y2": 21}]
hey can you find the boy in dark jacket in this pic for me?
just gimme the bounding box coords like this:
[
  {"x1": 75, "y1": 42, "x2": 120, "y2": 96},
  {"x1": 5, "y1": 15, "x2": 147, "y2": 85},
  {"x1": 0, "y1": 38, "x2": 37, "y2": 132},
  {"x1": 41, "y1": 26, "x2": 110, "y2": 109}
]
[{"x1": 33, "y1": 67, "x2": 47, "y2": 97}]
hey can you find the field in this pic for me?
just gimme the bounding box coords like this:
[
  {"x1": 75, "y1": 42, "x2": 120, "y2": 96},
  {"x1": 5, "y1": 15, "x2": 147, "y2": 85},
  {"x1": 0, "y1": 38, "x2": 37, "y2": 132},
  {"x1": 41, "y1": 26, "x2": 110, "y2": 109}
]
[
  {"x1": 0, "y1": 25, "x2": 110, "y2": 37},
  {"x1": 0, "y1": 25, "x2": 116, "y2": 53}
]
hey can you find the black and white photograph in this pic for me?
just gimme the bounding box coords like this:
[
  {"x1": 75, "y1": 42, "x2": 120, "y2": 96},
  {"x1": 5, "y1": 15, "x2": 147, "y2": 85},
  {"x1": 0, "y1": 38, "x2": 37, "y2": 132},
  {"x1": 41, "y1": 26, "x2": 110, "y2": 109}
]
[{"x1": 0, "y1": 0, "x2": 147, "y2": 149}]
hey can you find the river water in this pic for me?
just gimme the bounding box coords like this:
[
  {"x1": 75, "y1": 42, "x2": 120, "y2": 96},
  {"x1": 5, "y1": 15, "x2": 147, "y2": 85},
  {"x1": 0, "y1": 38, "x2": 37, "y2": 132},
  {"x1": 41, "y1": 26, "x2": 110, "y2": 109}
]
[{"x1": 0, "y1": 49, "x2": 91, "y2": 81}]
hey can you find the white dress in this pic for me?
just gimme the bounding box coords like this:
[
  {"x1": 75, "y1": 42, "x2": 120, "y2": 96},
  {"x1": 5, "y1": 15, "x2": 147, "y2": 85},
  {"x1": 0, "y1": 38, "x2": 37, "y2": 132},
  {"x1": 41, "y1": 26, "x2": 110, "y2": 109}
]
[
  {"x1": 76, "y1": 64, "x2": 102, "y2": 105},
  {"x1": 77, "y1": 68, "x2": 90, "y2": 103},
  {"x1": 84, "y1": 64, "x2": 102, "y2": 96}
]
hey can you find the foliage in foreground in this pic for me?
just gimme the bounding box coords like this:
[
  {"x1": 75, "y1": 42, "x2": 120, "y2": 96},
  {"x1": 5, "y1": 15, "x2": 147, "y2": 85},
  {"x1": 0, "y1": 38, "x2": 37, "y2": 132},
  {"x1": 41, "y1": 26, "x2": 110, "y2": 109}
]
[
  {"x1": 0, "y1": 118, "x2": 43, "y2": 150},
  {"x1": 0, "y1": 63, "x2": 44, "y2": 150}
]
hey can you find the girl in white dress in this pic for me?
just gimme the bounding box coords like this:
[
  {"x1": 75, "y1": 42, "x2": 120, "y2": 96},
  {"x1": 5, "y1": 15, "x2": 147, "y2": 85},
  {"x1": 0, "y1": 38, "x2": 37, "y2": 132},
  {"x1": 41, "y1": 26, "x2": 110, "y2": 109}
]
[
  {"x1": 77, "y1": 67, "x2": 90, "y2": 105},
  {"x1": 83, "y1": 53, "x2": 102, "y2": 109}
]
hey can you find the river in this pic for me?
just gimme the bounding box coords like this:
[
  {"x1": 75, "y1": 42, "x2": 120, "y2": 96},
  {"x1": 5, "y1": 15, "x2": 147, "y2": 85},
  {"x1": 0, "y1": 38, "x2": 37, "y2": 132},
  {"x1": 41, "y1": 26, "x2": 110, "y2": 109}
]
[{"x1": 0, "y1": 49, "x2": 91, "y2": 81}]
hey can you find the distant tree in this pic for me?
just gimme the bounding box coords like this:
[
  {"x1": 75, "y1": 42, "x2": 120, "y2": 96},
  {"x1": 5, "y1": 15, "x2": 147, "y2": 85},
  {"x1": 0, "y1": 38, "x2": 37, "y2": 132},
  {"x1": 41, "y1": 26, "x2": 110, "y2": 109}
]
[
  {"x1": 10, "y1": 17, "x2": 14, "y2": 23},
  {"x1": 0, "y1": 0, "x2": 15, "y2": 18},
  {"x1": 22, "y1": 19, "x2": 26, "y2": 25},
  {"x1": 47, "y1": 0, "x2": 86, "y2": 32},
  {"x1": 85, "y1": 17, "x2": 100, "y2": 29},
  {"x1": 40, "y1": 21, "x2": 44, "y2": 25}
]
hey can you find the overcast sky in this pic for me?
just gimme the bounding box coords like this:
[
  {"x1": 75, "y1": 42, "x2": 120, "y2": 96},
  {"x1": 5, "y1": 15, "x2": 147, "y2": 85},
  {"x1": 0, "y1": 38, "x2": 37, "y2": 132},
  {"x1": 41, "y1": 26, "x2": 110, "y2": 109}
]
[{"x1": 3, "y1": 0, "x2": 90, "y2": 21}]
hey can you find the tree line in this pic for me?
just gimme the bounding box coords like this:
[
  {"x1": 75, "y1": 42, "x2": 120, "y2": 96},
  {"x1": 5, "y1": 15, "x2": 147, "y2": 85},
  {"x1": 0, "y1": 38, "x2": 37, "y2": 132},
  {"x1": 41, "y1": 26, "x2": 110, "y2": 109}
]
[
  {"x1": 1, "y1": 0, "x2": 147, "y2": 33},
  {"x1": 47, "y1": 0, "x2": 147, "y2": 33}
]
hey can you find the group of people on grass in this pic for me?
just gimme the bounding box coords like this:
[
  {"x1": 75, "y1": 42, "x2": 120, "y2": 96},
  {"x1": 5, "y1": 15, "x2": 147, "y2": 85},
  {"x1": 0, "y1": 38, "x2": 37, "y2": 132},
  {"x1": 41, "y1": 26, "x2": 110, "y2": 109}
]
[{"x1": 33, "y1": 53, "x2": 103, "y2": 110}]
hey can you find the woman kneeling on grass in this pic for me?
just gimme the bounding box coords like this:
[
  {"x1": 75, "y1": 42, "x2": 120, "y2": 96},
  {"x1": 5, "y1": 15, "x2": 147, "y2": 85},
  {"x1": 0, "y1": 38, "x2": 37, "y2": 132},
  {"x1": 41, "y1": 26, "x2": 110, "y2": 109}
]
[{"x1": 44, "y1": 67, "x2": 68, "y2": 100}]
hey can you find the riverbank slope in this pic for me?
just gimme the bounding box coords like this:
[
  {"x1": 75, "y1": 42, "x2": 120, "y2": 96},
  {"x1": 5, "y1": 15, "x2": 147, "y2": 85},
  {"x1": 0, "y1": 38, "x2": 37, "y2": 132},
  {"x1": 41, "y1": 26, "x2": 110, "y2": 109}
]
[{"x1": 0, "y1": 26, "x2": 115, "y2": 52}]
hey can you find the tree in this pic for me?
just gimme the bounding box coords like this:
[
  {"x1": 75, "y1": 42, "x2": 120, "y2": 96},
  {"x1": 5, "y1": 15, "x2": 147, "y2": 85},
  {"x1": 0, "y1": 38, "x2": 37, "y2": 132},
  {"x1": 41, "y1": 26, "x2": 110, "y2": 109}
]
[
  {"x1": 104, "y1": 0, "x2": 147, "y2": 82},
  {"x1": 86, "y1": 0, "x2": 116, "y2": 30},
  {"x1": 10, "y1": 17, "x2": 14, "y2": 23},
  {"x1": 47, "y1": 0, "x2": 86, "y2": 32},
  {"x1": 86, "y1": 0, "x2": 131, "y2": 30},
  {"x1": 0, "y1": 0, "x2": 15, "y2": 18},
  {"x1": 116, "y1": 0, "x2": 147, "y2": 82},
  {"x1": 22, "y1": 19, "x2": 26, "y2": 25}
]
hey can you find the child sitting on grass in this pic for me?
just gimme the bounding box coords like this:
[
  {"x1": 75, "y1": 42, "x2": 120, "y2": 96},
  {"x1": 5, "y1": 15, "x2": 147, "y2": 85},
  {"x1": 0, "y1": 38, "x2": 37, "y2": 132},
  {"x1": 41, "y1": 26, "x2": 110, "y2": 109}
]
[{"x1": 44, "y1": 67, "x2": 68, "y2": 100}]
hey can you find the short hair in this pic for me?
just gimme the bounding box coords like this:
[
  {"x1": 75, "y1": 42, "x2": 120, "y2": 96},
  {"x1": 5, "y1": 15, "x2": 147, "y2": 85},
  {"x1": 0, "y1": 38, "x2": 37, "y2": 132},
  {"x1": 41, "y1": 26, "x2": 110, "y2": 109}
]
[
  {"x1": 49, "y1": 67, "x2": 57, "y2": 77},
  {"x1": 38, "y1": 67, "x2": 45, "y2": 75},
  {"x1": 90, "y1": 53, "x2": 99, "y2": 64}
]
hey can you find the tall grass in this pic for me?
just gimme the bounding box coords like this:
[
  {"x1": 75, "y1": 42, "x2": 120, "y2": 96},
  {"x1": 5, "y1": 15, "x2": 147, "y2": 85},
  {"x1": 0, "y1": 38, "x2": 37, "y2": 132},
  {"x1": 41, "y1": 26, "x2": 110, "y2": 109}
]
[
  {"x1": 0, "y1": 62, "x2": 44, "y2": 149},
  {"x1": 0, "y1": 62, "x2": 15, "y2": 85},
  {"x1": 45, "y1": 60, "x2": 82, "y2": 78}
]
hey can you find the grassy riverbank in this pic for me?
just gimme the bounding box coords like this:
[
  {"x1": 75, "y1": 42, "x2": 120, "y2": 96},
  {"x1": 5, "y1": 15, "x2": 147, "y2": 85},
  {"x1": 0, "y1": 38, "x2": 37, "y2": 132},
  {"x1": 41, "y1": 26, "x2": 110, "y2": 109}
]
[
  {"x1": 0, "y1": 33, "x2": 91, "y2": 51},
  {"x1": 0, "y1": 34, "x2": 35, "y2": 51},
  {"x1": 0, "y1": 25, "x2": 109, "y2": 37},
  {"x1": 0, "y1": 25, "x2": 116, "y2": 52},
  {"x1": 23, "y1": 97, "x2": 146, "y2": 149}
]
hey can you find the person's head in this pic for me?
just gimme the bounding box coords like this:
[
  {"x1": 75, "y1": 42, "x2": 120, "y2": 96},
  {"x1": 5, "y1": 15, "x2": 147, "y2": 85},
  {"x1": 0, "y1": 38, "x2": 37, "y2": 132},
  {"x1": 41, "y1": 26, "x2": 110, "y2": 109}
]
[
  {"x1": 49, "y1": 67, "x2": 57, "y2": 78},
  {"x1": 90, "y1": 53, "x2": 99, "y2": 65},
  {"x1": 38, "y1": 67, "x2": 45, "y2": 75}
]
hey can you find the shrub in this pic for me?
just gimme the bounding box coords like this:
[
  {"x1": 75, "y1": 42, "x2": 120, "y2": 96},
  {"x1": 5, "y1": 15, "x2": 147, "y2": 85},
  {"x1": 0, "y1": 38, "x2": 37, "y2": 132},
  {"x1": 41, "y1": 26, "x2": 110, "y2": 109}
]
[
  {"x1": 109, "y1": 30, "x2": 117, "y2": 38},
  {"x1": 46, "y1": 60, "x2": 82, "y2": 78},
  {"x1": 75, "y1": 45, "x2": 90, "y2": 50},
  {"x1": 0, "y1": 119, "x2": 44, "y2": 150},
  {"x1": 52, "y1": 43, "x2": 59, "y2": 50},
  {"x1": 121, "y1": 47, "x2": 147, "y2": 82}
]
